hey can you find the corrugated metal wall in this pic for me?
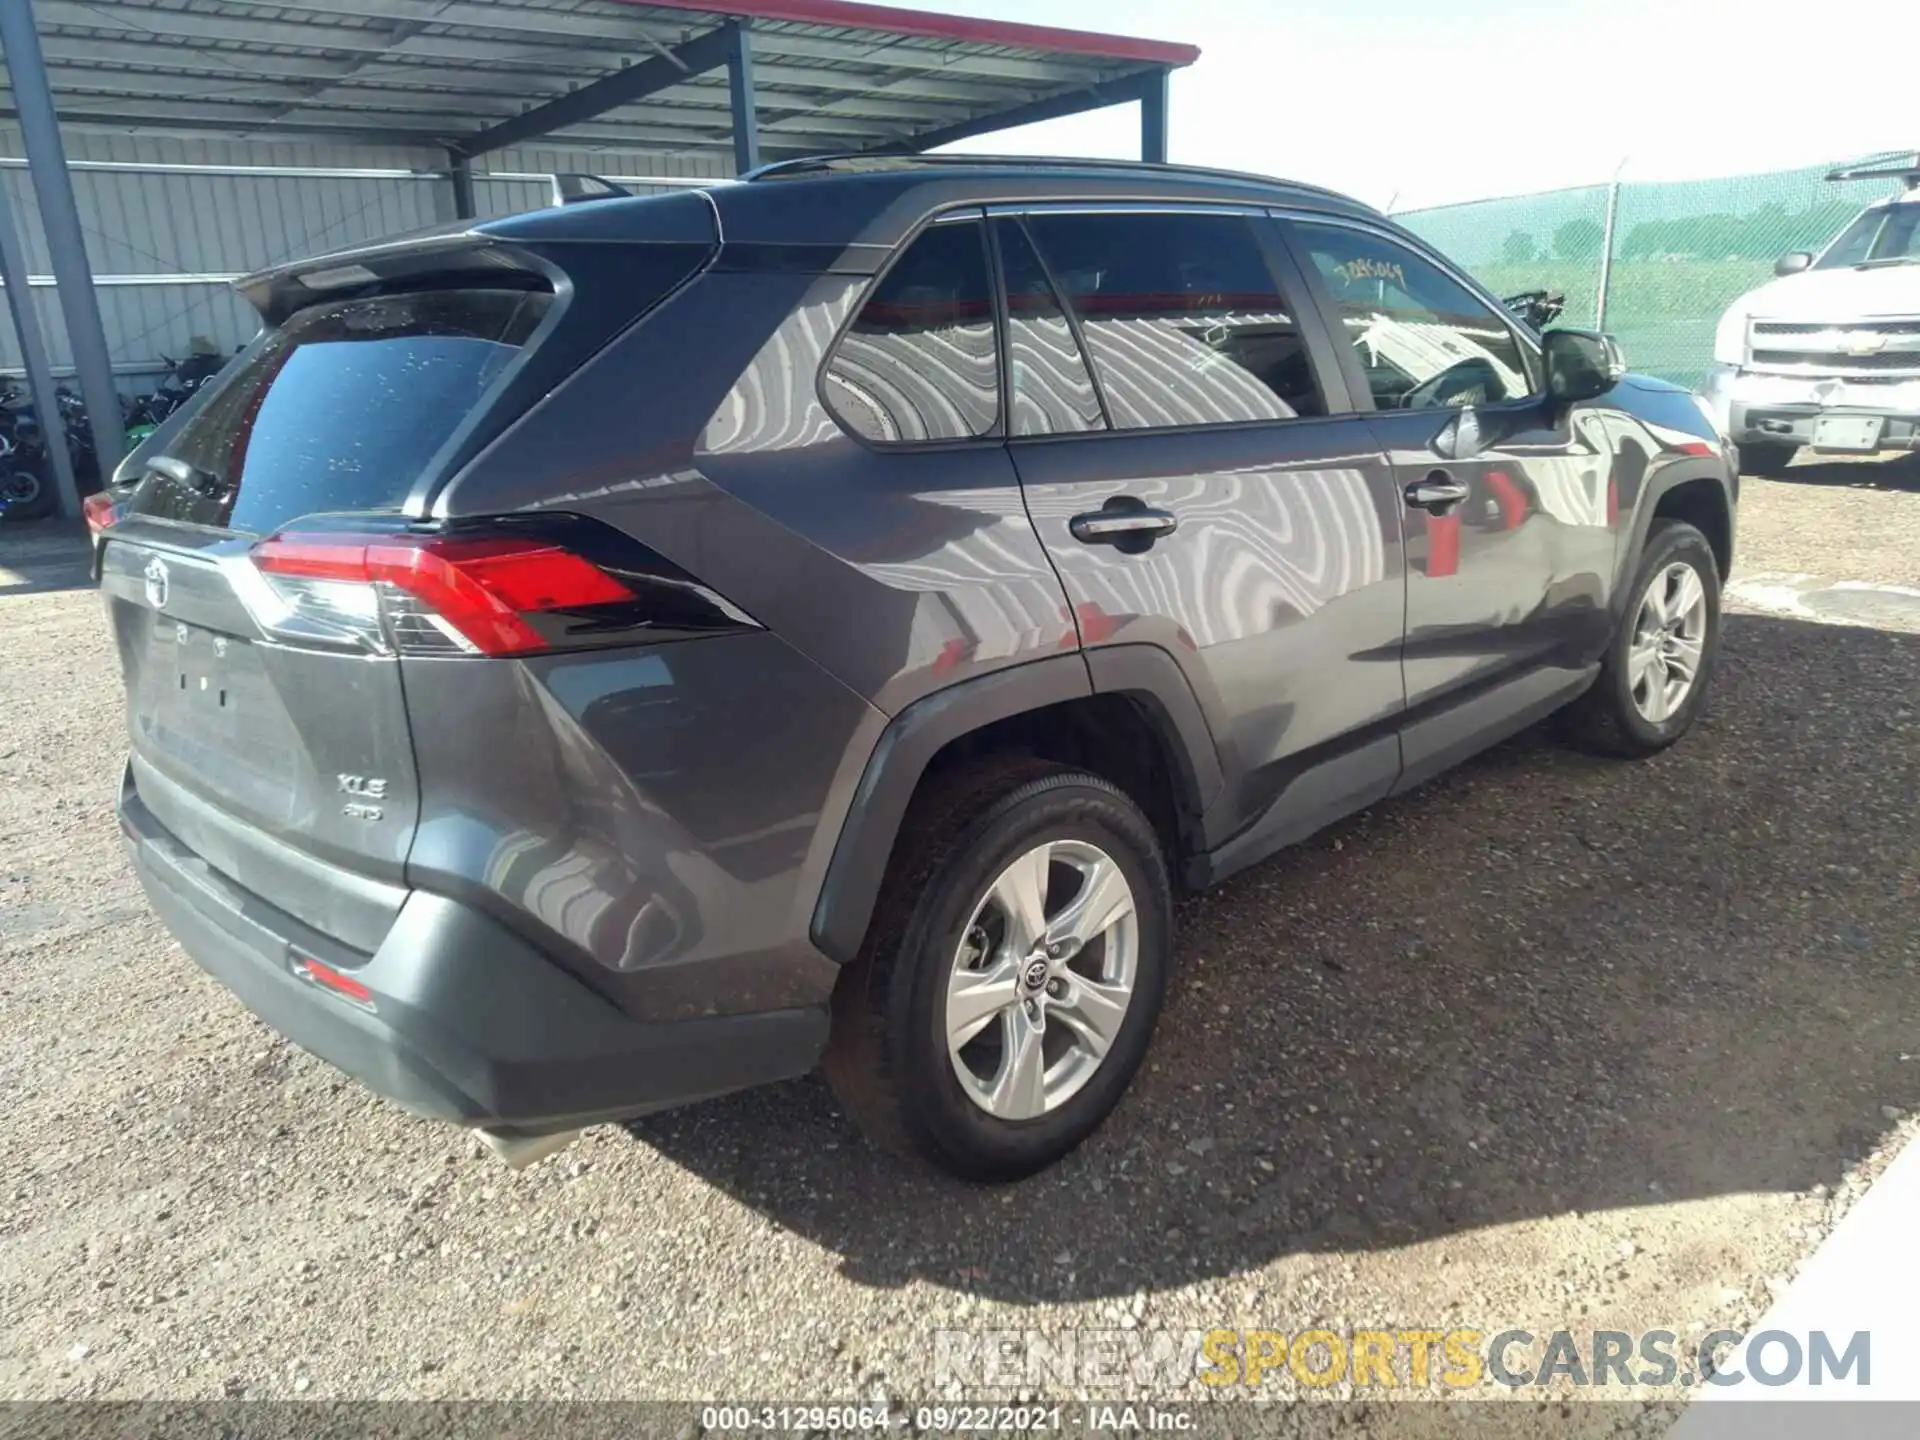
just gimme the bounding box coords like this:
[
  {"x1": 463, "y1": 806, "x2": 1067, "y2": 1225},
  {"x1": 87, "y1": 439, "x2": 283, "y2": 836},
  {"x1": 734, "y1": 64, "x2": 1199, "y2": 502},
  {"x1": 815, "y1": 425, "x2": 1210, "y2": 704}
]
[{"x1": 0, "y1": 127, "x2": 730, "y2": 389}]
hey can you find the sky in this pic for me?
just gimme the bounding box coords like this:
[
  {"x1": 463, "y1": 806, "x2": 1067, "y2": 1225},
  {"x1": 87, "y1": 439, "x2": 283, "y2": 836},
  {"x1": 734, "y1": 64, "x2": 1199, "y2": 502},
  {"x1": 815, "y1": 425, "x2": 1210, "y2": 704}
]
[{"x1": 930, "y1": 0, "x2": 1917, "y2": 212}]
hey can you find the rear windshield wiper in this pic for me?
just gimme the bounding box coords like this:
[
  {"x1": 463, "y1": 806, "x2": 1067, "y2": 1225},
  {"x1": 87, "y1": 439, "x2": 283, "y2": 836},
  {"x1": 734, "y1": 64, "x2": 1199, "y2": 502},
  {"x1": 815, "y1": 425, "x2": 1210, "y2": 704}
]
[{"x1": 144, "y1": 453, "x2": 227, "y2": 498}]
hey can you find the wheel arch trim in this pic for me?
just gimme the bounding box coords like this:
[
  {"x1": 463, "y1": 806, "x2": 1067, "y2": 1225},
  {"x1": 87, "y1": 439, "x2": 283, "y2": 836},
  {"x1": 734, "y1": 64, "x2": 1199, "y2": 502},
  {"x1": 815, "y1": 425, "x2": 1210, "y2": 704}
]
[
  {"x1": 808, "y1": 648, "x2": 1224, "y2": 965},
  {"x1": 1617, "y1": 459, "x2": 1735, "y2": 618}
]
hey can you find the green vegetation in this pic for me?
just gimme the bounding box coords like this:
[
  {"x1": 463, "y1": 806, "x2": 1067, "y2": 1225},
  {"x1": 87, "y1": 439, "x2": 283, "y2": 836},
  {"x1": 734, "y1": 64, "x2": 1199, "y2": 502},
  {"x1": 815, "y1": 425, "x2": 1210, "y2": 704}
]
[
  {"x1": 1615, "y1": 201, "x2": 1857, "y2": 261},
  {"x1": 1554, "y1": 218, "x2": 1605, "y2": 261}
]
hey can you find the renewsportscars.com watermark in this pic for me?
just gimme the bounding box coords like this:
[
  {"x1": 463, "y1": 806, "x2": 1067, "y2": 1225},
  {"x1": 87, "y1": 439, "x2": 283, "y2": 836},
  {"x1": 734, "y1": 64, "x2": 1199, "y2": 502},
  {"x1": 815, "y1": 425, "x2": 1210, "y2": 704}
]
[{"x1": 934, "y1": 1327, "x2": 1871, "y2": 1392}]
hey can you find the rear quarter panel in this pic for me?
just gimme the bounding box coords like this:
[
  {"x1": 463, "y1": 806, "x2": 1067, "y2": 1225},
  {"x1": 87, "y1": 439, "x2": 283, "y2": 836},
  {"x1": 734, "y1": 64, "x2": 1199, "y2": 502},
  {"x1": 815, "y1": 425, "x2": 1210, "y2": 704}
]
[
  {"x1": 400, "y1": 631, "x2": 880, "y2": 1022},
  {"x1": 438, "y1": 268, "x2": 1080, "y2": 716}
]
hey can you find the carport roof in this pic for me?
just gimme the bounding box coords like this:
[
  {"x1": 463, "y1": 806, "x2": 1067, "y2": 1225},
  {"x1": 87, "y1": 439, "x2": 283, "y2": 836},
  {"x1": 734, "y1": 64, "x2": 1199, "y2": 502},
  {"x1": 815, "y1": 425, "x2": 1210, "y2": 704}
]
[{"x1": 11, "y1": 0, "x2": 1200, "y2": 162}]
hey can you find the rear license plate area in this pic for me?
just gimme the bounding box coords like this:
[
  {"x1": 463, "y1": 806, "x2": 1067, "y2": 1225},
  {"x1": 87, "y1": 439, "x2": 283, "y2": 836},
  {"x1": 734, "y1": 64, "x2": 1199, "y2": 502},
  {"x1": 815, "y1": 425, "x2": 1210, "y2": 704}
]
[
  {"x1": 142, "y1": 620, "x2": 278, "y2": 769},
  {"x1": 163, "y1": 622, "x2": 242, "y2": 723},
  {"x1": 1811, "y1": 415, "x2": 1883, "y2": 452}
]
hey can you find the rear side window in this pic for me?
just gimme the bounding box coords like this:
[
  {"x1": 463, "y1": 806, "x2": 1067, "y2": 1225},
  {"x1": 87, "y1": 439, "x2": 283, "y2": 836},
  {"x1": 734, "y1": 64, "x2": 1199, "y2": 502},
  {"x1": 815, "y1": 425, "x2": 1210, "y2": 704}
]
[
  {"x1": 129, "y1": 287, "x2": 551, "y2": 534},
  {"x1": 1021, "y1": 211, "x2": 1326, "y2": 429},
  {"x1": 822, "y1": 217, "x2": 1000, "y2": 444}
]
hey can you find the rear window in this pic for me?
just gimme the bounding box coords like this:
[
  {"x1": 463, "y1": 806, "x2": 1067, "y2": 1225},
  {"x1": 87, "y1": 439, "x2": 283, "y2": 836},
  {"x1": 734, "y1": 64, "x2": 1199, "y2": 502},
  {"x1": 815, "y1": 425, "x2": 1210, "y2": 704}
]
[{"x1": 128, "y1": 286, "x2": 551, "y2": 534}]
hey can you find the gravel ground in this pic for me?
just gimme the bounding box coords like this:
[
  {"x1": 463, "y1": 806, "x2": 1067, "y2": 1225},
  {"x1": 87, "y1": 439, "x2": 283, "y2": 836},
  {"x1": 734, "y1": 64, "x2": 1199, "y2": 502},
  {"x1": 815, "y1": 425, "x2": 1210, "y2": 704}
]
[
  {"x1": 3, "y1": 460, "x2": 1917, "y2": 1420},
  {"x1": 1737, "y1": 452, "x2": 1920, "y2": 589}
]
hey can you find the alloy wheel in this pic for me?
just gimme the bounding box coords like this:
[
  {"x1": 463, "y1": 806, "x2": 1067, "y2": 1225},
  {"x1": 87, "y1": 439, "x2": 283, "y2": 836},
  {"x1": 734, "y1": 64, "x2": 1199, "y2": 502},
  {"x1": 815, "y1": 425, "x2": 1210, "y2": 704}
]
[
  {"x1": 944, "y1": 838, "x2": 1139, "y2": 1121},
  {"x1": 1628, "y1": 560, "x2": 1708, "y2": 724}
]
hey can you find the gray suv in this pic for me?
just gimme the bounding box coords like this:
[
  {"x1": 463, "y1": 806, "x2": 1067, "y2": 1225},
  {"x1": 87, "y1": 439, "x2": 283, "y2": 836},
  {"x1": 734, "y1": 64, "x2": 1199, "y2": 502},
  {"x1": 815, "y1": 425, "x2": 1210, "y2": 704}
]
[{"x1": 95, "y1": 156, "x2": 1737, "y2": 1181}]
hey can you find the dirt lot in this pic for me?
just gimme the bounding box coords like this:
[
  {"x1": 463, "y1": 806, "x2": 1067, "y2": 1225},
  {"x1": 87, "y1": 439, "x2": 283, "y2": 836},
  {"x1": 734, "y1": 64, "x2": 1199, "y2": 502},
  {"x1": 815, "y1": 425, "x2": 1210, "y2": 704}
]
[{"x1": 3, "y1": 455, "x2": 1917, "y2": 1417}]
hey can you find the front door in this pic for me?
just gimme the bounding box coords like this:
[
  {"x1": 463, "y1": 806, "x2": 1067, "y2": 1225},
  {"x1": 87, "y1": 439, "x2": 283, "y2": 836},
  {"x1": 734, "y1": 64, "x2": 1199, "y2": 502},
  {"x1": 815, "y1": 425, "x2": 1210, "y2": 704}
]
[
  {"x1": 1280, "y1": 218, "x2": 1620, "y2": 783},
  {"x1": 1000, "y1": 207, "x2": 1410, "y2": 857}
]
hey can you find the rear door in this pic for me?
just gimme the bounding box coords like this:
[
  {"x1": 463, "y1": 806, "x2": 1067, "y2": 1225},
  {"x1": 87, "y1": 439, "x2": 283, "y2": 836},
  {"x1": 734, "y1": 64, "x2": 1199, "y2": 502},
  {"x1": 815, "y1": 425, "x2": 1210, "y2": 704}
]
[
  {"x1": 1000, "y1": 206, "x2": 1410, "y2": 853},
  {"x1": 102, "y1": 284, "x2": 557, "y2": 937}
]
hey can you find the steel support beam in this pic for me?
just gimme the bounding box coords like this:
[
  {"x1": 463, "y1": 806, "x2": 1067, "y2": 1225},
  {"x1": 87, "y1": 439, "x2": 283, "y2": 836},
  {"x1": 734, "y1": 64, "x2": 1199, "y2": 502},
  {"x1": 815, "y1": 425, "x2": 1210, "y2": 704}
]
[
  {"x1": 0, "y1": 176, "x2": 81, "y2": 518},
  {"x1": 728, "y1": 22, "x2": 760, "y2": 175},
  {"x1": 0, "y1": 0, "x2": 124, "y2": 482},
  {"x1": 869, "y1": 69, "x2": 1164, "y2": 156},
  {"x1": 1139, "y1": 68, "x2": 1169, "y2": 164},
  {"x1": 455, "y1": 22, "x2": 739, "y2": 159},
  {"x1": 448, "y1": 150, "x2": 476, "y2": 220}
]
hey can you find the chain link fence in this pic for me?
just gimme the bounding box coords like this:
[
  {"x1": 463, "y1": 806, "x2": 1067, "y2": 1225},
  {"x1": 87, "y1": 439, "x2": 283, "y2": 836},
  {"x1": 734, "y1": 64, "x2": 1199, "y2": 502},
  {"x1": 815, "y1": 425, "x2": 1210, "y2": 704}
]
[{"x1": 1394, "y1": 153, "x2": 1916, "y2": 388}]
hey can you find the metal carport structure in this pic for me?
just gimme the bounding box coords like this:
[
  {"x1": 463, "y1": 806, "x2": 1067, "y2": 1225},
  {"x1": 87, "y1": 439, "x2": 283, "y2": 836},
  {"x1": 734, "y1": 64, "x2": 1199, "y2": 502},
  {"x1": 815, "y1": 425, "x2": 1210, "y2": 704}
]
[{"x1": 0, "y1": 0, "x2": 1198, "y2": 516}]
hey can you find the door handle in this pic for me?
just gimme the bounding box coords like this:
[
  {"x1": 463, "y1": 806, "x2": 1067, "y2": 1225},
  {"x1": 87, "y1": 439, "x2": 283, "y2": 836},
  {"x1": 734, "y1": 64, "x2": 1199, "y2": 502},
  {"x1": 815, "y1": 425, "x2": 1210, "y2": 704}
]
[
  {"x1": 1069, "y1": 500, "x2": 1178, "y2": 548},
  {"x1": 1404, "y1": 470, "x2": 1470, "y2": 514}
]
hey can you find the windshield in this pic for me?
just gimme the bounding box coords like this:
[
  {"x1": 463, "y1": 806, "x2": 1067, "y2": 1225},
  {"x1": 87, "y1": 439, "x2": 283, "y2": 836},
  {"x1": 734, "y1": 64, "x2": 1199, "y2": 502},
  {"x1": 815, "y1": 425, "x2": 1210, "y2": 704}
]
[
  {"x1": 1815, "y1": 202, "x2": 1920, "y2": 268},
  {"x1": 126, "y1": 287, "x2": 551, "y2": 534}
]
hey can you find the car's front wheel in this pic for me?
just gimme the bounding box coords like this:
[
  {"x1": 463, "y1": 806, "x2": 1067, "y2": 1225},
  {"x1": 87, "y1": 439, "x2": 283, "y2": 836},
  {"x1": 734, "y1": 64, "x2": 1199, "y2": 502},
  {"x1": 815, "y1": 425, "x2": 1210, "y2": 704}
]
[
  {"x1": 824, "y1": 758, "x2": 1170, "y2": 1181},
  {"x1": 1563, "y1": 518, "x2": 1722, "y2": 758}
]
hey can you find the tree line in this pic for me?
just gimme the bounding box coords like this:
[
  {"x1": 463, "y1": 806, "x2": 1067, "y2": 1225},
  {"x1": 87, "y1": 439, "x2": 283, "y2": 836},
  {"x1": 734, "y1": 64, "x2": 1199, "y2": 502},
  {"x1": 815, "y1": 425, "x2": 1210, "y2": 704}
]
[{"x1": 1497, "y1": 201, "x2": 1861, "y2": 266}]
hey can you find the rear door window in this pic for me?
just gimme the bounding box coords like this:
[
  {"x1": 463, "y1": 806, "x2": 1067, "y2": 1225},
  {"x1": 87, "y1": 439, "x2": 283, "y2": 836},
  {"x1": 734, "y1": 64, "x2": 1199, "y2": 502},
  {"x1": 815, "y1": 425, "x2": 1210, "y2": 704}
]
[
  {"x1": 822, "y1": 215, "x2": 1001, "y2": 444},
  {"x1": 1020, "y1": 210, "x2": 1327, "y2": 429},
  {"x1": 128, "y1": 286, "x2": 551, "y2": 534}
]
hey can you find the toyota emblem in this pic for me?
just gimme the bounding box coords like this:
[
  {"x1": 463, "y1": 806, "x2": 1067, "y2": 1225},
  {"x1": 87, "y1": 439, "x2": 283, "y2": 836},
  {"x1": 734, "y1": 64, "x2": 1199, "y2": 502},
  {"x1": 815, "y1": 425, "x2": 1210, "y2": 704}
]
[{"x1": 143, "y1": 555, "x2": 170, "y2": 610}]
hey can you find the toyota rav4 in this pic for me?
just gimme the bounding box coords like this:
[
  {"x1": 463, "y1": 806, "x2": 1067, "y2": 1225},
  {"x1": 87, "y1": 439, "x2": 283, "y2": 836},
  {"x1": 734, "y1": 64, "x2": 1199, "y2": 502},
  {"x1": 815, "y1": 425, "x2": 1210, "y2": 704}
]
[{"x1": 93, "y1": 156, "x2": 1737, "y2": 1180}]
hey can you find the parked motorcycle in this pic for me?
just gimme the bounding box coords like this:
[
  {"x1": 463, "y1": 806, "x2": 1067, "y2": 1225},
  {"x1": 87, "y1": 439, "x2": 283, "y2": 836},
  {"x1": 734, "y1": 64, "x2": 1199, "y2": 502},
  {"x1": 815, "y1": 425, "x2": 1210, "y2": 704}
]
[
  {"x1": 0, "y1": 344, "x2": 236, "y2": 521},
  {"x1": 124, "y1": 349, "x2": 228, "y2": 447},
  {"x1": 0, "y1": 380, "x2": 106, "y2": 523}
]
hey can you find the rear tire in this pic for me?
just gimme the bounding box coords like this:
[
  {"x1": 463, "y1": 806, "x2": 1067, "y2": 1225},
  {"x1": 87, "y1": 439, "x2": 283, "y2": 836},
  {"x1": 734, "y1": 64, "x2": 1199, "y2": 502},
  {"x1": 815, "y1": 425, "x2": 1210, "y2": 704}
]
[
  {"x1": 824, "y1": 756, "x2": 1171, "y2": 1182},
  {"x1": 1735, "y1": 441, "x2": 1796, "y2": 478},
  {"x1": 1562, "y1": 519, "x2": 1721, "y2": 758}
]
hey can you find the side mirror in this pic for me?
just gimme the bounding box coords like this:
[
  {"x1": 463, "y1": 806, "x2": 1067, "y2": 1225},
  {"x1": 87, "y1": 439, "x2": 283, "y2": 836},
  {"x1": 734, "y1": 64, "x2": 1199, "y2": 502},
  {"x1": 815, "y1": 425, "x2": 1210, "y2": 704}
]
[
  {"x1": 1543, "y1": 328, "x2": 1625, "y2": 404},
  {"x1": 1774, "y1": 251, "x2": 1813, "y2": 277}
]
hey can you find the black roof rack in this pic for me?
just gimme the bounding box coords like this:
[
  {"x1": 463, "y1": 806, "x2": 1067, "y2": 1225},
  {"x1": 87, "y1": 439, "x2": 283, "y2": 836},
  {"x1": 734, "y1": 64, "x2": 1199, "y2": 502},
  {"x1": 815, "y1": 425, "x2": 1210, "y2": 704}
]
[
  {"x1": 1825, "y1": 153, "x2": 1920, "y2": 191},
  {"x1": 741, "y1": 152, "x2": 1365, "y2": 208}
]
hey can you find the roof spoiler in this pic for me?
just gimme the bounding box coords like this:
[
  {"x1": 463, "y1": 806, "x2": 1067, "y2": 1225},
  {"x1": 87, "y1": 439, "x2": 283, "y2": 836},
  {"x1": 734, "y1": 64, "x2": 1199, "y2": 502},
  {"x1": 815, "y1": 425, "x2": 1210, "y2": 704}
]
[
  {"x1": 1825, "y1": 154, "x2": 1920, "y2": 191},
  {"x1": 549, "y1": 173, "x2": 634, "y2": 206}
]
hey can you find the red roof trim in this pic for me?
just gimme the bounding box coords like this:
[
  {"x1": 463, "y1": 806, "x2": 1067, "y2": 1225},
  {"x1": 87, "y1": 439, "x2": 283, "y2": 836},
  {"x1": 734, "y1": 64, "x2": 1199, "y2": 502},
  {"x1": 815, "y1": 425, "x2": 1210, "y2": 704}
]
[{"x1": 609, "y1": 0, "x2": 1200, "y2": 68}]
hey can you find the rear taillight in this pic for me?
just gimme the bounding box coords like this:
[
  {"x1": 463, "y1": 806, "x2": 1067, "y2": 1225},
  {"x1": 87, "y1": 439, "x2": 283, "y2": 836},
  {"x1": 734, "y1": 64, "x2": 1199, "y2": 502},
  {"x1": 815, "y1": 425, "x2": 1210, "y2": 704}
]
[
  {"x1": 83, "y1": 491, "x2": 119, "y2": 534},
  {"x1": 253, "y1": 532, "x2": 631, "y2": 656},
  {"x1": 241, "y1": 516, "x2": 753, "y2": 657}
]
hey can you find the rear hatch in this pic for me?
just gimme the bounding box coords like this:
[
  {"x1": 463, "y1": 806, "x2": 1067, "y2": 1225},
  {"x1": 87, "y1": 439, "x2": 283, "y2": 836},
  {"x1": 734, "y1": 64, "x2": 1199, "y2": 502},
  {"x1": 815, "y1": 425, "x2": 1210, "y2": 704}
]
[{"x1": 99, "y1": 201, "x2": 718, "y2": 950}]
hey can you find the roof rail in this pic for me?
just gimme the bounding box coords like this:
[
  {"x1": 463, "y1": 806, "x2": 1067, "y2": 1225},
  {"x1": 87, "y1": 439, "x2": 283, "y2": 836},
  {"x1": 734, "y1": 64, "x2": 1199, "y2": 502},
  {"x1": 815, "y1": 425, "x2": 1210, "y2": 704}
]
[
  {"x1": 1825, "y1": 153, "x2": 1920, "y2": 191},
  {"x1": 741, "y1": 152, "x2": 1366, "y2": 207}
]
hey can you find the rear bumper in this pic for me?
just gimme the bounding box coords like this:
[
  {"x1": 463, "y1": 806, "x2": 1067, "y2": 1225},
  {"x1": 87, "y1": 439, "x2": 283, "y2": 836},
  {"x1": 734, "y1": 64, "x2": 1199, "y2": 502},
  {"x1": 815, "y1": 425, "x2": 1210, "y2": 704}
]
[
  {"x1": 121, "y1": 775, "x2": 828, "y2": 1136},
  {"x1": 1702, "y1": 365, "x2": 1920, "y2": 450}
]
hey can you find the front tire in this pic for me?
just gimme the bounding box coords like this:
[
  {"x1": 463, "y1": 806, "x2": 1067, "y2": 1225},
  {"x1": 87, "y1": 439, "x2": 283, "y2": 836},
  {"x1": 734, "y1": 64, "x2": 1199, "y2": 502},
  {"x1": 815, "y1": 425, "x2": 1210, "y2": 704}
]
[
  {"x1": 824, "y1": 758, "x2": 1171, "y2": 1182},
  {"x1": 1564, "y1": 519, "x2": 1722, "y2": 758}
]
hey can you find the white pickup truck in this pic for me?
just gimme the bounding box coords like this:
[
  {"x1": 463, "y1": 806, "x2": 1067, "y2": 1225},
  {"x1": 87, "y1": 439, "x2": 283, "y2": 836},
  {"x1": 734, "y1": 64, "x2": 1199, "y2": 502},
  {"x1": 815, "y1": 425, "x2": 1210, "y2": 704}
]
[{"x1": 1702, "y1": 159, "x2": 1920, "y2": 476}]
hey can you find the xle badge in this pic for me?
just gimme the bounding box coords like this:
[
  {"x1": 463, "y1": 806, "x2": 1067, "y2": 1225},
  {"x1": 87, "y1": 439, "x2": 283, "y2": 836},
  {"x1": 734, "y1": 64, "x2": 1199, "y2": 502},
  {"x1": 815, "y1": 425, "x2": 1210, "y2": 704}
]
[{"x1": 338, "y1": 773, "x2": 388, "y2": 822}]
